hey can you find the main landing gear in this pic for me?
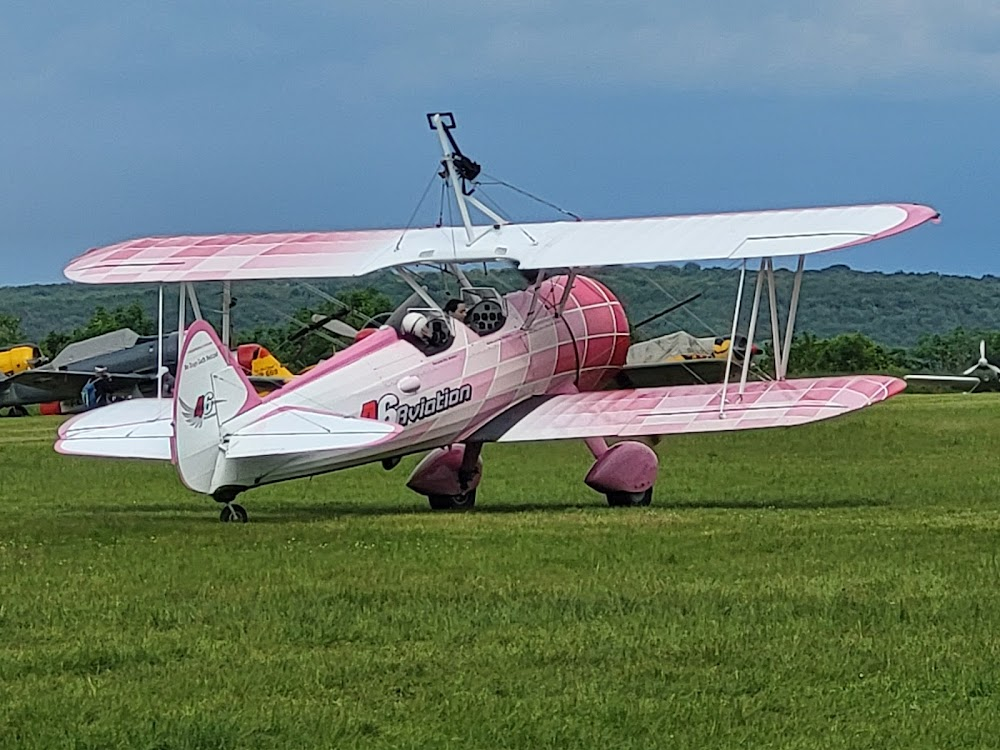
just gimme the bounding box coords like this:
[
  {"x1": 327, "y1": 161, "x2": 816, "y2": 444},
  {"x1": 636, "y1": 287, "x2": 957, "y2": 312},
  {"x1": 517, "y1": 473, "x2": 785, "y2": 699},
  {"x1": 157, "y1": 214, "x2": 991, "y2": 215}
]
[
  {"x1": 583, "y1": 438, "x2": 658, "y2": 508},
  {"x1": 405, "y1": 438, "x2": 657, "y2": 510},
  {"x1": 407, "y1": 443, "x2": 483, "y2": 511},
  {"x1": 213, "y1": 488, "x2": 248, "y2": 523}
]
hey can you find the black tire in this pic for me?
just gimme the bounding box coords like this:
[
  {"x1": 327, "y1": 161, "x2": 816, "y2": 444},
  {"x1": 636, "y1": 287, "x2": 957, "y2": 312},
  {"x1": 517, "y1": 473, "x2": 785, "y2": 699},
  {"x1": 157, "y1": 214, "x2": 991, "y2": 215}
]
[
  {"x1": 606, "y1": 488, "x2": 653, "y2": 508},
  {"x1": 220, "y1": 503, "x2": 249, "y2": 523},
  {"x1": 427, "y1": 489, "x2": 477, "y2": 511}
]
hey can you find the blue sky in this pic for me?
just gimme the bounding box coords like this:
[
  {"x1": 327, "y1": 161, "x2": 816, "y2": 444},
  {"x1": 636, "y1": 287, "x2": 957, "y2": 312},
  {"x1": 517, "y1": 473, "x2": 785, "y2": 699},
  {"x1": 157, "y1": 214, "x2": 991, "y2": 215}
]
[{"x1": 1, "y1": 1, "x2": 998, "y2": 284}]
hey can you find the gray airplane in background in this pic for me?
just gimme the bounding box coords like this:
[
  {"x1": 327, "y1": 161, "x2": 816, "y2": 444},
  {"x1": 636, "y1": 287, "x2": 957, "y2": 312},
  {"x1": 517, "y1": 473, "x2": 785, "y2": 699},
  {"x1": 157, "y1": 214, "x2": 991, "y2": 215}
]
[{"x1": 0, "y1": 329, "x2": 178, "y2": 414}]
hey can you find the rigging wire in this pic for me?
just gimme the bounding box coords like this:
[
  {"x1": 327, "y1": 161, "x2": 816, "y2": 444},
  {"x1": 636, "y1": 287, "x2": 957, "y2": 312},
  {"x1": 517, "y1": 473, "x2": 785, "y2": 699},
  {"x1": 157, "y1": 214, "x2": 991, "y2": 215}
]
[
  {"x1": 477, "y1": 172, "x2": 583, "y2": 221},
  {"x1": 394, "y1": 168, "x2": 441, "y2": 251},
  {"x1": 643, "y1": 275, "x2": 720, "y2": 335},
  {"x1": 295, "y1": 281, "x2": 379, "y2": 328}
]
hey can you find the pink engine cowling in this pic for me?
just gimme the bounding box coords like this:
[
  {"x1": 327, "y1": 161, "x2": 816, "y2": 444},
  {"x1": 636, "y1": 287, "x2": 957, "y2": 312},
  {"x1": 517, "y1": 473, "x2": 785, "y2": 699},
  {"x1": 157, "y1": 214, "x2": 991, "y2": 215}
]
[{"x1": 513, "y1": 274, "x2": 631, "y2": 392}]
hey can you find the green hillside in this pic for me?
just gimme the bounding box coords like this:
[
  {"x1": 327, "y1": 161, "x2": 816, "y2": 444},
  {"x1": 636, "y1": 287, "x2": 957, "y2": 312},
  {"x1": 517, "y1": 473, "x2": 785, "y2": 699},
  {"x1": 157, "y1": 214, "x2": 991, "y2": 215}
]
[{"x1": 1, "y1": 264, "x2": 997, "y2": 349}]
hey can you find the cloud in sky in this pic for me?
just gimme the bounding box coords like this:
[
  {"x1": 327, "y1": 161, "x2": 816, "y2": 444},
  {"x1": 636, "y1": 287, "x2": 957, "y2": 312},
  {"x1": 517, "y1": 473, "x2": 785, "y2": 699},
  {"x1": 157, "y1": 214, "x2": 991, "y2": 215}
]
[
  {"x1": 0, "y1": 1, "x2": 994, "y2": 283},
  {"x1": 2, "y1": 1, "x2": 1000, "y2": 103}
]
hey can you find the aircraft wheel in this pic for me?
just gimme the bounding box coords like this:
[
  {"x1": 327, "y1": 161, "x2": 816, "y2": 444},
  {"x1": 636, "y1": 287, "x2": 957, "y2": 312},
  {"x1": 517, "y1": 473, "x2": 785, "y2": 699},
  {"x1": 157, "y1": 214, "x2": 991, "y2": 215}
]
[
  {"x1": 427, "y1": 489, "x2": 477, "y2": 511},
  {"x1": 220, "y1": 503, "x2": 249, "y2": 523},
  {"x1": 606, "y1": 488, "x2": 653, "y2": 508}
]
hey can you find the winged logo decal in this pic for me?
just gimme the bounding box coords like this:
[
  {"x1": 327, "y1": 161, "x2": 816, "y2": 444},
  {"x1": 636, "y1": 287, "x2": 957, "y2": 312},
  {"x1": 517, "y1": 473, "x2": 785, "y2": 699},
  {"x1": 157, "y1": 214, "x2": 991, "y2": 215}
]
[{"x1": 179, "y1": 392, "x2": 217, "y2": 428}]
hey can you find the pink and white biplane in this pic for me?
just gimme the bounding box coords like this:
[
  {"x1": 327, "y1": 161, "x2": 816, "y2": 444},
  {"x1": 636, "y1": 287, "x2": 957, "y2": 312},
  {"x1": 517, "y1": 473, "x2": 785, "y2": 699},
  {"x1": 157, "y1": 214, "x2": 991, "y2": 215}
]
[{"x1": 55, "y1": 113, "x2": 939, "y2": 521}]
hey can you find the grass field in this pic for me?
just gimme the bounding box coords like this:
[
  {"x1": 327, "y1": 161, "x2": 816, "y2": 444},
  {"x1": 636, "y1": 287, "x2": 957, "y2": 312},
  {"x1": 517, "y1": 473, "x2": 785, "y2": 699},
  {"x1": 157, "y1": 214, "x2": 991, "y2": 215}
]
[{"x1": 2, "y1": 394, "x2": 1000, "y2": 749}]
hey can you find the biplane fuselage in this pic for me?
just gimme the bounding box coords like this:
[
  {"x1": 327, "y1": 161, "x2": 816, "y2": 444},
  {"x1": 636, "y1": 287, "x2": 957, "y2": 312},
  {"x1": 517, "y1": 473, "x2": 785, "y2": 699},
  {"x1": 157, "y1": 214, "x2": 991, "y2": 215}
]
[{"x1": 208, "y1": 274, "x2": 628, "y2": 490}]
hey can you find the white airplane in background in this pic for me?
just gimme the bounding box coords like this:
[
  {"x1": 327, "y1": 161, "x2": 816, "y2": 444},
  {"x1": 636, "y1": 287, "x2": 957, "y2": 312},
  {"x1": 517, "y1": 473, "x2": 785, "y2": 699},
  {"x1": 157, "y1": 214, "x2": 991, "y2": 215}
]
[
  {"x1": 906, "y1": 339, "x2": 999, "y2": 392},
  {"x1": 55, "y1": 112, "x2": 940, "y2": 522}
]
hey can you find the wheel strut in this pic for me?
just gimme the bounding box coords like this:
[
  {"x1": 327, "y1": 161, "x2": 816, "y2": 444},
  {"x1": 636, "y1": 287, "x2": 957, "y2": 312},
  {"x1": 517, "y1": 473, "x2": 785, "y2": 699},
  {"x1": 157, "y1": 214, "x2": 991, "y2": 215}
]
[{"x1": 212, "y1": 488, "x2": 249, "y2": 523}]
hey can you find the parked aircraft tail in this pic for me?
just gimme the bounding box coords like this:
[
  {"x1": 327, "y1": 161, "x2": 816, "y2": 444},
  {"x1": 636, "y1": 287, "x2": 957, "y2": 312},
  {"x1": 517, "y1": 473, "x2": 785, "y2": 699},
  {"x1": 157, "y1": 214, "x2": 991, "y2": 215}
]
[{"x1": 173, "y1": 321, "x2": 261, "y2": 493}]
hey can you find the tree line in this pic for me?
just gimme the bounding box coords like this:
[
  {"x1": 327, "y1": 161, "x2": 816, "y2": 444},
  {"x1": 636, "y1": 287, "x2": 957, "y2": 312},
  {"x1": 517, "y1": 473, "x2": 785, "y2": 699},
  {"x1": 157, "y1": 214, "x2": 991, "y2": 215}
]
[
  {"x1": 0, "y1": 290, "x2": 995, "y2": 379},
  {"x1": 5, "y1": 265, "x2": 1000, "y2": 349}
]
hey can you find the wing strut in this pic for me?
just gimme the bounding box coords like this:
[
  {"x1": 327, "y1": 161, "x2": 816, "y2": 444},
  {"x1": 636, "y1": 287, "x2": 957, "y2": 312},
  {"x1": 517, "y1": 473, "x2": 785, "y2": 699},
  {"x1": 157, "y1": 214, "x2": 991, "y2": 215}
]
[
  {"x1": 719, "y1": 261, "x2": 747, "y2": 416},
  {"x1": 221, "y1": 281, "x2": 232, "y2": 347},
  {"x1": 717, "y1": 253, "x2": 809, "y2": 414},
  {"x1": 185, "y1": 282, "x2": 203, "y2": 321},
  {"x1": 780, "y1": 256, "x2": 806, "y2": 379},
  {"x1": 766, "y1": 259, "x2": 782, "y2": 377},
  {"x1": 178, "y1": 282, "x2": 187, "y2": 340},
  {"x1": 740, "y1": 259, "x2": 766, "y2": 395},
  {"x1": 156, "y1": 285, "x2": 164, "y2": 399}
]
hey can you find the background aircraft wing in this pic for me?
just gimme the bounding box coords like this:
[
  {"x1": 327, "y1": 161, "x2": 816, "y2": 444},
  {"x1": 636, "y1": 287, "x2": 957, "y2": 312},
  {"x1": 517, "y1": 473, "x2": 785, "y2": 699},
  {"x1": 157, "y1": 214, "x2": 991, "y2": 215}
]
[
  {"x1": 8, "y1": 369, "x2": 153, "y2": 402},
  {"x1": 14, "y1": 370, "x2": 152, "y2": 387},
  {"x1": 64, "y1": 203, "x2": 938, "y2": 284},
  {"x1": 467, "y1": 375, "x2": 904, "y2": 443}
]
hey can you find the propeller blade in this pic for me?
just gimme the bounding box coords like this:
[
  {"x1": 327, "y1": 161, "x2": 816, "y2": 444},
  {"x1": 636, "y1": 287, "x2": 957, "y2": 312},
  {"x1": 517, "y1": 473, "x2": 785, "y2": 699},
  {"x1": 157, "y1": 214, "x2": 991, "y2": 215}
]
[
  {"x1": 963, "y1": 364, "x2": 979, "y2": 375},
  {"x1": 981, "y1": 340, "x2": 986, "y2": 359},
  {"x1": 988, "y1": 364, "x2": 1000, "y2": 377}
]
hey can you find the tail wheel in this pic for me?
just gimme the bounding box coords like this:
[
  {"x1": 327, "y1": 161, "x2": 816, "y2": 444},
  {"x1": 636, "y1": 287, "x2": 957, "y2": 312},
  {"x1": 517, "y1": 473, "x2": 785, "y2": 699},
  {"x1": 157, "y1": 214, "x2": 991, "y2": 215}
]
[
  {"x1": 219, "y1": 503, "x2": 249, "y2": 523},
  {"x1": 427, "y1": 489, "x2": 477, "y2": 511},
  {"x1": 606, "y1": 488, "x2": 653, "y2": 508}
]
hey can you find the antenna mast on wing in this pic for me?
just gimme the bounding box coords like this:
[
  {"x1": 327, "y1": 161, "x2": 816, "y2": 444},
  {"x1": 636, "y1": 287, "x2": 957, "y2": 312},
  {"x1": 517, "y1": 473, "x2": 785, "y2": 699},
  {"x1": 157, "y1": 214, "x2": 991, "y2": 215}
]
[{"x1": 427, "y1": 113, "x2": 509, "y2": 246}]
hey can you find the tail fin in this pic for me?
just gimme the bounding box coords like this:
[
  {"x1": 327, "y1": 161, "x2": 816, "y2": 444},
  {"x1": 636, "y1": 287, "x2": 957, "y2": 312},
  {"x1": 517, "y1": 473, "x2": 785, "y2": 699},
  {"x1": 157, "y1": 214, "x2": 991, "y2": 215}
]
[{"x1": 173, "y1": 321, "x2": 261, "y2": 494}]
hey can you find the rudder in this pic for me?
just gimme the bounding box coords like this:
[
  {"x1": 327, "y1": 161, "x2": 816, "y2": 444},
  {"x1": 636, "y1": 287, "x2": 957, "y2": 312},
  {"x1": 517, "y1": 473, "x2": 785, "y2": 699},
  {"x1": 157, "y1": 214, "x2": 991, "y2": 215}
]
[{"x1": 173, "y1": 321, "x2": 261, "y2": 494}]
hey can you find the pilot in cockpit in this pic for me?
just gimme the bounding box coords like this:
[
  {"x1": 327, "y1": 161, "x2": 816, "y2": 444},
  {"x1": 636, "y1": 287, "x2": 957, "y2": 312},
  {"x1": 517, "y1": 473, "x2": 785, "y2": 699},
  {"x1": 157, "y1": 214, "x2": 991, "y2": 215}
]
[
  {"x1": 401, "y1": 311, "x2": 432, "y2": 343},
  {"x1": 444, "y1": 298, "x2": 468, "y2": 324}
]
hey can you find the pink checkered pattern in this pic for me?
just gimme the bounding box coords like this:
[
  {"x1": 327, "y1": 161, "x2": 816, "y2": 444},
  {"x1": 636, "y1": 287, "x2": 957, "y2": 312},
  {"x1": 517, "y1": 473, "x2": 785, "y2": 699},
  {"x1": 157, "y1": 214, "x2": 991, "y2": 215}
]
[
  {"x1": 496, "y1": 375, "x2": 905, "y2": 442},
  {"x1": 64, "y1": 204, "x2": 940, "y2": 285},
  {"x1": 173, "y1": 275, "x2": 904, "y2": 491},
  {"x1": 211, "y1": 274, "x2": 632, "y2": 486},
  {"x1": 55, "y1": 271, "x2": 910, "y2": 491}
]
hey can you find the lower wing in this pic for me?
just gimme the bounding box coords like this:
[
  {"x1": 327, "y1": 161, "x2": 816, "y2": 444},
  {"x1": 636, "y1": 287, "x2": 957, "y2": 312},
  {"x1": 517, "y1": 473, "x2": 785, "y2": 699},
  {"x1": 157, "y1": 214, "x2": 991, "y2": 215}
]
[{"x1": 470, "y1": 375, "x2": 904, "y2": 442}]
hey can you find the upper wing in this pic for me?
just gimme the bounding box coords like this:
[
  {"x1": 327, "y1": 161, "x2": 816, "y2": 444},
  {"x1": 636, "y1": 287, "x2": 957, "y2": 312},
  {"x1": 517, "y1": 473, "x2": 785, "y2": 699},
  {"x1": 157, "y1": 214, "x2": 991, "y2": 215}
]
[
  {"x1": 468, "y1": 375, "x2": 904, "y2": 442},
  {"x1": 64, "y1": 204, "x2": 938, "y2": 284}
]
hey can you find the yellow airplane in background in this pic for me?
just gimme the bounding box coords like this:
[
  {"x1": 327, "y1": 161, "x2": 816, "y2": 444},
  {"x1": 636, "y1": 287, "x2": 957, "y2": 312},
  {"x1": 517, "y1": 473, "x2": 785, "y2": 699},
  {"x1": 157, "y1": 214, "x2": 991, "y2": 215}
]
[
  {"x1": 235, "y1": 344, "x2": 296, "y2": 395},
  {"x1": 0, "y1": 344, "x2": 46, "y2": 377}
]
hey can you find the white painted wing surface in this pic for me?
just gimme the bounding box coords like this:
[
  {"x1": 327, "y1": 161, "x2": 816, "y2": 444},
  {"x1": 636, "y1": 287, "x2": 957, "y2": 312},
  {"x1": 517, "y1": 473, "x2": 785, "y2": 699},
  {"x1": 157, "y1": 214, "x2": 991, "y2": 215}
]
[
  {"x1": 224, "y1": 407, "x2": 401, "y2": 459},
  {"x1": 56, "y1": 399, "x2": 173, "y2": 460},
  {"x1": 480, "y1": 375, "x2": 905, "y2": 443},
  {"x1": 64, "y1": 203, "x2": 938, "y2": 284}
]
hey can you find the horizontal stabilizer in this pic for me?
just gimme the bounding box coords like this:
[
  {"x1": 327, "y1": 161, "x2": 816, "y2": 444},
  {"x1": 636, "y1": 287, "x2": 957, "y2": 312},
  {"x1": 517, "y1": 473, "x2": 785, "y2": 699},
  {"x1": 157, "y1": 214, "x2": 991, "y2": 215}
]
[
  {"x1": 471, "y1": 375, "x2": 905, "y2": 443},
  {"x1": 56, "y1": 399, "x2": 173, "y2": 460},
  {"x1": 225, "y1": 407, "x2": 400, "y2": 459}
]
